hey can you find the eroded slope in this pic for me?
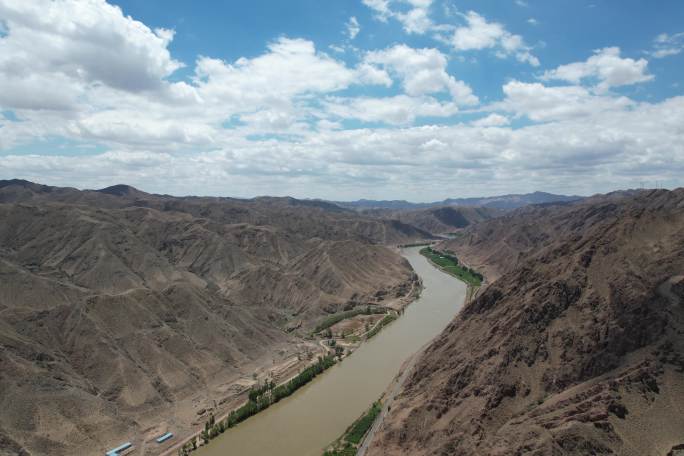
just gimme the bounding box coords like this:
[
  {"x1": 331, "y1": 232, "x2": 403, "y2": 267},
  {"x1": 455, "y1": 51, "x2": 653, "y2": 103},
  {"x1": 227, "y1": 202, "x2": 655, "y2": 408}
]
[
  {"x1": 0, "y1": 181, "x2": 420, "y2": 456},
  {"x1": 368, "y1": 189, "x2": 684, "y2": 456}
]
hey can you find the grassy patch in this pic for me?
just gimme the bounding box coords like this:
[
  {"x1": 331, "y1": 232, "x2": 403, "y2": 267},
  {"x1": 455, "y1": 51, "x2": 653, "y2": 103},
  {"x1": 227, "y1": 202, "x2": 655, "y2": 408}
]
[
  {"x1": 345, "y1": 401, "x2": 382, "y2": 444},
  {"x1": 419, "y1": 247, "x2": 483, "y2": 287},
  {"x1": 323, "y1": 400, "x2": 382, "y2": 456}
]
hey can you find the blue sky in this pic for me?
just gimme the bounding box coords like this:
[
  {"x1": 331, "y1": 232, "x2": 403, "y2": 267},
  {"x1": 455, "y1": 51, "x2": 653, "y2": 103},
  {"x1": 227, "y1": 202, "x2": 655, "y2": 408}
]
[
  {"x1": 0, "y1": 0, "x2": 683, "y2": 200},
  {"x1": 116, "y1": 0, "x2": 684, "y2": 103}
]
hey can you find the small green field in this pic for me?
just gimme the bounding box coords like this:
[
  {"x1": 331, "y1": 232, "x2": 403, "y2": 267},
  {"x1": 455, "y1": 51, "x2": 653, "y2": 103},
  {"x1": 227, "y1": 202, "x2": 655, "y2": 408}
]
[
  {"x1": 419, "y1": 247, "x2": 483, "y2": 287},
  {"x1": 323, "y1": 400, "x2": 382, "y2": 456},
  {"x1": 345, "y1": 401, "x2": 382, "y2": 444}
]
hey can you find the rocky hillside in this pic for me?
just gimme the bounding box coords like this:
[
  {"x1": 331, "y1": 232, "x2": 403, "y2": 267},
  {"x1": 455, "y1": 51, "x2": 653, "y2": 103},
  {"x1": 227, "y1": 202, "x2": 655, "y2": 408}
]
[
  {"x1": 435, "y1": 191, "x2": 650, "y2": 281},
  {"x1": 0, "y1": 180, "x2": 432, "y2": 245},
  {"x1": 363, "y1": 206, "x2": 500, "y2": 236},
  {"x1": 367, "y1": 189, "x2": 684, "y2": 456},
  {"x1": 0, "y1": 180, "x2": 421, "y2": 456},
  {"x1": 335, "y1": 191, "x2": 582, "y2": 211}
]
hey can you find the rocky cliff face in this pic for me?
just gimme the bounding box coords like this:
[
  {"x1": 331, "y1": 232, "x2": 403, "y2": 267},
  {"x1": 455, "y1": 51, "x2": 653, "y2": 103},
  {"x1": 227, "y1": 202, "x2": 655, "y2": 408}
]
[
  {"x1": 368, "y1": 189, "x2": 684, "y2": 456},
  {"x1": 0, "y1": 180, "x2": 421, "y2": 456}
]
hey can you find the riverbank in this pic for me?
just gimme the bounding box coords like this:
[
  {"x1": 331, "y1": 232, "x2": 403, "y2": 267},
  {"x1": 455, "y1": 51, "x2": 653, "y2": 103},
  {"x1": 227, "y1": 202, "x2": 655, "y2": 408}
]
[
  {"x1": 161, "y1": 349, "x2": 329, "y2": 456},
  {"x1": 356, "y1": 349, "x2": 423, "y2": 456},
  {"x1": 419, "y1": 246, "x2": 483, "y2": 286},
  {"x1": 330, "y1": 248, "x2": 479, "y2": 455},
  {"x1": 325, "y1": 347, "x2": 425, "y2": 456},
  {"x1": 312, "y1": 277, "x2": 420, "y2": 358},
  {"x1": 174, "y1": 355, "x2": 338, "y2": 455},
  {"x1": 419, "y1": 246, "x2": 484, "y2": 302},
  {"x1": 160, "y1": 273, "x2": 420, "y2": 456},
  {"x1": 323, "y1": 400, "x2": 383, "y2": 456},
  {"x1": 188, "y1": 247, "x2": 467, "y2": 456}
]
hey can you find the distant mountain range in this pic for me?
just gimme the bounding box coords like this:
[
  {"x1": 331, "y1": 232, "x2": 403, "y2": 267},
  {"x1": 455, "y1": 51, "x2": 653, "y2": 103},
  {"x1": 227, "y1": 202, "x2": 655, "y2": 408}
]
[
  {"x1": 332, "y1": 191, "x2": 584, "y2": 211},
  {"x1": 360, "y1": 205, "x2": 502, "y2": 235}
]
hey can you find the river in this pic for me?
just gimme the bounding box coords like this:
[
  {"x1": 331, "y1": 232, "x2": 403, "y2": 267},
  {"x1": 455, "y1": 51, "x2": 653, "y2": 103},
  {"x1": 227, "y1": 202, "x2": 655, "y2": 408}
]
[{"x1": 194, "y1": 246, "x2": 467, "y2": 456}]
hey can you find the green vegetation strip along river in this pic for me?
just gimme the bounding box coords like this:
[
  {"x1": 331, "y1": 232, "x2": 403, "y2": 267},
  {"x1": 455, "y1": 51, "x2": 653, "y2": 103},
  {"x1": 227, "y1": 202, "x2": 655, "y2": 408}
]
[
  {"x1": 194, "y1": 246, "x2": 467, "y2": 456},
  {"x1": 419, "y1": 246, "x2": 483, "y2": 287},
  {"x1": 323, "y1": 401, "x2": 382, "y2": 456},
  {"x1": 313, "y1": 306, "x2": 386, "y2": 334}
]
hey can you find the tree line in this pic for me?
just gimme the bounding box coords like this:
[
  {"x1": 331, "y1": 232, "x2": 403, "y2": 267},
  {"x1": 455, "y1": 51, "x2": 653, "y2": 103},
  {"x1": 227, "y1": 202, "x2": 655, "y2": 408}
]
[
  {"x1": 314, "y1": 306, "x2": 386, "y2": 334},
  {"x1": 194, "y1": 355, "x2": 337, "y2": 451}
]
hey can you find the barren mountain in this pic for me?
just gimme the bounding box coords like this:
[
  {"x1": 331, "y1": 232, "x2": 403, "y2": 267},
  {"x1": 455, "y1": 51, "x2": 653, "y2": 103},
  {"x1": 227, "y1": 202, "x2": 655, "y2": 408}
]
[
  {"x1": 362, "y1": 206, "x2": 500, "y2": 236},
  {"x1": 436, "y1": 191, "x2": 651, "y2": 282},
  {"x1": 335, "y1": 191, "x2": 582, "y2": 211},
  {"x1": 367, "y1": 189, "x2": 684, "y2": 456},
  {"x1": 0, "y1": 179, "x2": 433, "y2": 245},
  {"x1": 0, "y1": 180, "x2": 421, "y2": 456}
]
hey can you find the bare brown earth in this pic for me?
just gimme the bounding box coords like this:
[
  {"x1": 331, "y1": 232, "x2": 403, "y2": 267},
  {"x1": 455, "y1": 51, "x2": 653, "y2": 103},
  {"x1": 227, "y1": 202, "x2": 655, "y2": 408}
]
[
  {"x1": 0, "y1": 180, "x2": 433, "y2": 245},
  {"x1": 436, "y1": 190, "x2": 646, "y2": 282},
  {"x1": 368, "y1": 188, "x2": 684, "y2": 456},
  {"x1": 362, "y1": 206, "x2": 500, "y2": 236},
  {"x1": 0, "y1": 180, "x2": 425, "y2": 456}
]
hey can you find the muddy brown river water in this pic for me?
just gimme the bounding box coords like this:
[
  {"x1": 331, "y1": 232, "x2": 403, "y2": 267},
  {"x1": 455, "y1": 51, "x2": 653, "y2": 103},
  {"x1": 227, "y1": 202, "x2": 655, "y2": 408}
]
[{"x1": 194, "y1": 246, "x2": 467, "y2": 456}]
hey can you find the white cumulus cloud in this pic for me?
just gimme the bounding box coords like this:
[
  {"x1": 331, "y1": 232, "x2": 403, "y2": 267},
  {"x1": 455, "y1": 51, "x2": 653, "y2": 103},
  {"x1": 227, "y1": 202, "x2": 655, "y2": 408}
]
[
  {"x1": 450, "y1": 11, "x2": 539, "y2": 66},
  {"x1": 497, "y1": 80, "x2": 634, "y2": 122},
  {"x1": 195, "y1": 38, "x2": 357, "y2": 105},
  {"x1": 542, "y1": 47, "x2": 653, "y2": 91},
  {"x1": 362, "y1": 0, "x2": 434, "y2": 35},
  {"x1": 471, "y1": 113, "x2": 510, "y2": 127},
  {"x1": 362, "y1": 0, "x2": 392, "y2": 21},
  {"x1": 0, "y1": 0, "x2": 183, "y2": 105},
  {"x1": 363, "y1": 44, "x2": 478, "y2": 105},
  {"x1": 324, "y1": 94, "x2": 460, "y2": 125}
]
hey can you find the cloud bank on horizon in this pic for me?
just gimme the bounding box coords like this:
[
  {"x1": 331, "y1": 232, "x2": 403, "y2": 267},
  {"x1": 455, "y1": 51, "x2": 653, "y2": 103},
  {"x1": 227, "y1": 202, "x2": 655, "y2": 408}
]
[{"x1": 0, "y1": 0, "x2": 682, "y2": 200}]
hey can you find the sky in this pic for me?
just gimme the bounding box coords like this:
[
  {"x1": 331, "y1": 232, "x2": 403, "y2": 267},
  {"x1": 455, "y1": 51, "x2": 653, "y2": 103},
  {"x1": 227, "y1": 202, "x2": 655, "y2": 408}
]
[{"x1": 0, "y1": 0, "x2": 683, "y2": 201}]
